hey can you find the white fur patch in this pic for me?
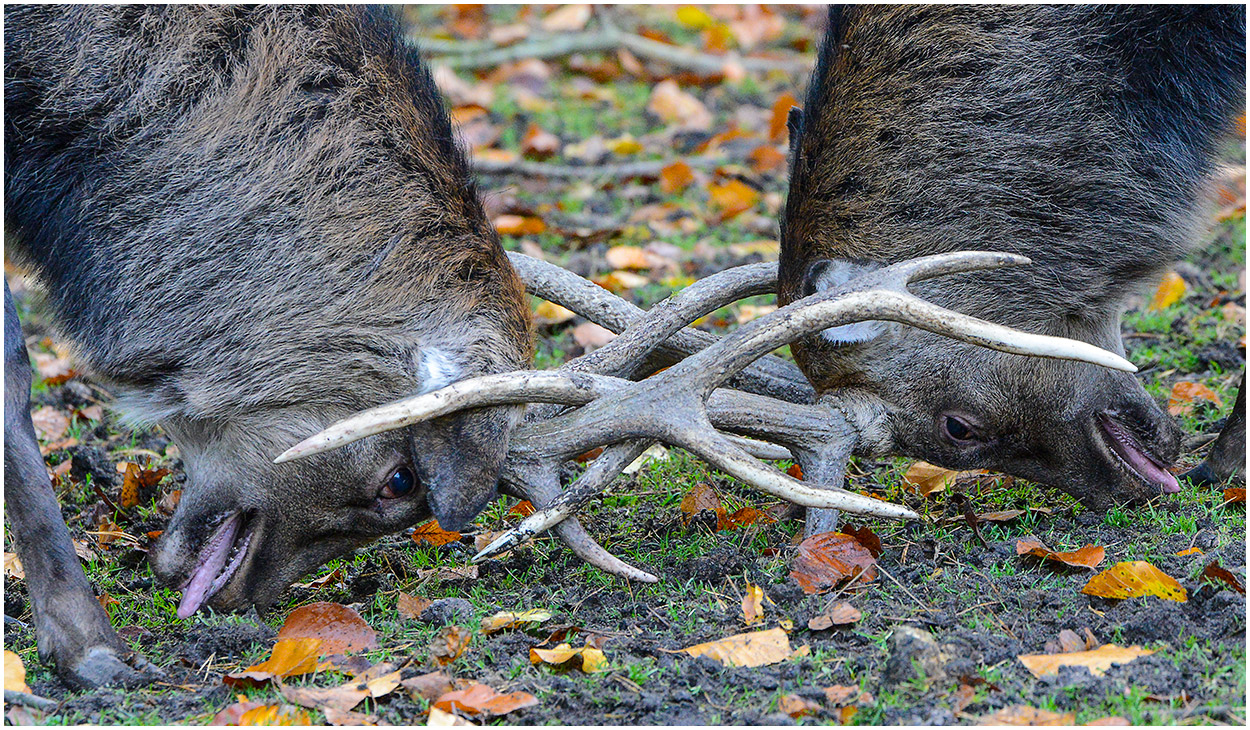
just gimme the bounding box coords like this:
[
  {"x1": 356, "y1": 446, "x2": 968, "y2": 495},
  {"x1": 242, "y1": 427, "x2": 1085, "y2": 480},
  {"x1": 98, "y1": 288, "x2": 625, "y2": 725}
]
[
  {"x1": 810, "y1": 260, "x2": 886, "y2": 345},
  {"x1": 419, "y1": 347, "x2": 460, "y2": 393}
]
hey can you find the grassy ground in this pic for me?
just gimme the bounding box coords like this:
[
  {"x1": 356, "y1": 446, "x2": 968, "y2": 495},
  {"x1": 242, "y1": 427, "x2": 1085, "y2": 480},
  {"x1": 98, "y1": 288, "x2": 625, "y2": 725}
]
[{"x1": 4, "y1": 6, "x2": 1245, "y2": 726}]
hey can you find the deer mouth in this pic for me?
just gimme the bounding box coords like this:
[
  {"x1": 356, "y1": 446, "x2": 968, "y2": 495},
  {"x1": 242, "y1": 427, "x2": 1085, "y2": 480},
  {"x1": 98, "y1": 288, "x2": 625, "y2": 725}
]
[
  {"x1": 1097, "y1": 413, "x2": 1180, "y2": 495},
  {"x1": 176, "y1": 511, "x2": 256, "y2": 618}
]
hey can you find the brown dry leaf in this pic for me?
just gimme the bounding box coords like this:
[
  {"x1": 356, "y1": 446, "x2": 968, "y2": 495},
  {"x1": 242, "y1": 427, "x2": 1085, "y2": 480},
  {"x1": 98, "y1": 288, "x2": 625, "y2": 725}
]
[
  {"x1": 808, "y1": 601, "x2": 862, "y2": 630},
  {"x1": 903, "y1": 461, "x2": 983, "y2": 497},
  {"x1": 1175, "y1": 546, "x2": 1204, "y2": 557},
  {"x1": 660, "y1": 161, "x2": 695, "y2": 194},
  {"x1": 741, "y1": 583, "x2": 764, "y2": 626},
  {"x1": 30, "y1": 406, "x2": 69, "y2": 442},
  {"x1": 841, "y1": 525, "x2": 883, "y2": 558},
  {"x1": 1084, "y1": 717, "x2": 1131, "y2": 726},
  {"x1": 790, "y1": 532, "x2": 877, "y2": 594},
  {"x1": 1224, "y1": 487, "x2": 1246, "y2": 503},
  {"x1": 481, "y1": 609, "x2": 553, "y2": 634},
  {"x1": 605, "y1": 245, "x2": 653, "y2": 270},
  {"x1": 571, "y1": 321, "x2": 616, "y2": 350},
  {"x1": 417, "y1": 565, "x2": 478, "y2": 582},
  {"x1": 822, "y1": 684, "x2": 866, "y2": 707},
  {"x1": 1167, "y1": 381, "x2": 1223, "y2": 416},
  {"x1": 322, "y1": 708, "x2": 378, "y2": 726},
  {"x1": 768, "y1": 93, "x2": 800, "y2": 142},
  {"x1": 34, "y1": 351, "x2": 76, "y2": 385},
  {"x1": 1018, "y1": 644, "x2": 1154, "y2": 678},
  {"x1": 541, "y1": 4, "x2": 591, "y2": 32},
  {"x1": 533, "y1": 301, "x2": 575, "y2": 326},
  {"x1": 707, "y1": 179, "x2": 760, "y2": 219},
  {"x1": 433, "y1": 683, "x2": 539, "y2": 717},
  {"x1": 720, "y1": 506, "x2": 776, "y2": 530},
  {"x1": 426, "y1": 707, "x2": 472, "y2": 726},
  {"x1": 508, "y1": 500, "x2": 536, "y2": 518},
  {"x1": 1222, "y1": 301, "x2": 1246, "y2": 326},
  {"x1": 679, "y1": 627, "x2": 794, "y2": 668},
  {"x1": 213, "y1": 699, "x2": 267, "y2": 726},
  {"x1": 1016, "y1": 536, "x2": 1105, "y2": 569},
  {"x1": 401, "y1": 671, "x2": 458, "y2": 702},
  {"x1": 735, "y1": 303, "x2": 776, "y2": 324},
  {"x1": 279, "y1": 682, "x2": 368, "y2": 714},
  {"x1": 978, "y1": 510, "x2": 1026, "y2": 523},
  {"x1": 1201, "y1": 561, "x2": 1245, "y2": 594},
  {"x1": 397, "y1": 592, "x2": 433, "y2": 621},
  {"x1": 748, "y1": 145, "x2": 787, "y2": 174},
  {"x1": 412, "y1": 520, "x2": 462, "y2": 547},
  {"x1": 778, "y1": 694, "x2": 821, "y2": 719},
  {"x1": 1081, "y1": 561, "x2": 1187, "y2": 602},
  {"x1": 430, "y1": 625, "x2": 471, "y2": 666},
  {"x1": 119, "y1": 462, "x2": 170, "y2": 509},
  {"x1": 647, "y1": 79, "x2": 712, "y2": 131},
  {"x1": 4, "y1": 650, "x2": 30, "y2": 693},
  {"x1": 520, "y1": 124, "x2": 560, "y2": 160},
  {"x1": 3, "y1": 553, "x2": 24, "y2": 581},
  {"x1": 292, "y1": 568, "x2": 343, "y2": 591},
  {"x1": 276, "y1": 603, "x2": 378, "y2": 655},
  {"x1": 493, "y1": 215, "x2": 547, "y2": 237},
  {"x1": 223, "y1": 638, "x2": 324, "y2": 688},
  {"x1": 529, "y1": 642, "x2": 608, "y2": 673},
  {"x1": 1147, "y1": 271, "x2": 1187, "y2": 310},
  {"x1": 982, "y1": 705, "x2": 1075, "y2": 725},
  {"x1": 680, "y1": 483, "x2": 722, "y2": 520}
]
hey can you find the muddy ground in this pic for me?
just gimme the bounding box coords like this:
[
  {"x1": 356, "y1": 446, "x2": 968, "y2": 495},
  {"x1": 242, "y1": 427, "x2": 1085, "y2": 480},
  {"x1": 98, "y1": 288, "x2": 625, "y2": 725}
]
[{"x1": 4, "y1": 5, "x2": 1246, "y2": 727}]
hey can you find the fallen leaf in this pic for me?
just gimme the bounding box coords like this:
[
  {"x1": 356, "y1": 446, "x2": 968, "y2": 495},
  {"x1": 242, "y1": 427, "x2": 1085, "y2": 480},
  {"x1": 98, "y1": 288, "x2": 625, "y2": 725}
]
[
  {"x1": 533, "y1": 301, "x2": 575, "y2": 326},
  {"x1": 237, "y1": 704, "x2": 313, "y2": 726},
  {"x1": 707, "y1": 179, "x2": 760, "y2": 219},
  {"x1": 1224, "y1": 487, "x2": 1246, "y2": 503},
  {"x1": 417, "y1": 565, "x2": 478, "y2": 582},
  {"x1": 493, "y1": 215, "x2": 547, "y2": 237},
  {"x1": 808, "y1": 601, "x2": 862, "y2": 630},
  {"x1": 279, "y1": 682, "x2": 368, "y2": 714},
  {"x1": 412, "y1": 520, "x2": 462, "y2": 547},
  {"x1": 508, "y1": 500, "x2": 536, "y2": 518},
  {"x1": 426, "y1": 707, "x2": 472, "y2": 726},
  {"x1": 30, "y1": 406, "x2": 69, "y2": 442},
  {"x1": 1081, "y1": 561, "x2": 1187, "y2": 602},
  {"x1": 838, "y1": 706, "x2": 859, "y2": 724},
  {"x1": 529, "y1": 642, "x2": 608, "y2": 673},
  {"x1": 213, "y1": 699, "x2": 267, "y2": 725},
  {"x1": 541, "y1": 4, "x2": 591, "y2": 32},
  {"x1": 224, "y1": 638, "x2": 324, "y2": 688},
  {"x1": 903, "y1": 461, "x2": 982, "y2": 496},
  {"x1": 841, "y1": 525, "x2": 883, "y2": 558},
  {"x1": 1016, "y1": 537, "x2": 1105, "y2": 569},
  {"x1": 727, "y1": 239, "x2": 780, "y2": 259},
  {"x1": 660, "y1": 161, "x2": 695, "y2": 194},
  {"x1": 592, "y1": 270, "x2": 650, "y2": 293},
  {"x1": 735, "y1": 303, "x2": 776, "y2": 324},
  {"x1": 4, "y1": 553, "x2": 24, "y2": 580},
  {"x1": 33, "y1": 351, "x2": 76, "y2": 385},
  {"x1": 292, "y1": 568, "x2": 343, "y2": 591},
  {"x1": 647, "y1": 80, "x2": 712, "y2": 131},
  {"x1": 1175, "y1": 547, "x2": 1204, "y2": 557},
  {"x1": 680, "y1": 483, "x2": 722, "y2": 521},
  {"x1": 433, "y1": 683, "x2": 539, "y2": 717},
  {"x1": 520, "y1": 124, "x2": 560, "y2": 160},
  {"x1": 276, "y1": 603, "x2": 378, "y2": 654},
  {"x1": 748, "y1": 145, "x2": 787, "y2": 174},
  {"x1": 741, "y1": 584, "x2": 764, "y2": 626},
  {"x1": 982, "y1": 705, "x2": 1075, "y2": 726},
  {"x1": 605, "y1": 245, "x2": 653, "y2": 270},
  {"x1": 5, "y1": 650, "x2": 30, "y2": 693},
  {"x1": 1148, "y1": 271, "x2": 1187, "y2": 310},
  {"x1": 430, "y1": 625, "x2": 471, "y2": 666},
  {"x1": 605, "y1": 134, "x2": 643, "y2": 156},
  {"x1": 322, "y1": 708, "x2": 378, "y2": 726},
  {"x1": 679, "y1": 627, "x2": 794, "y2": 668},
  {"x1": 119, "y1": 462, "x2": 170, "y2": 509},
  {"x1": 790, "y1": 532, "x2": 877, "y2": 594},
  {"x1": 977, "y1": 510, "x2": 1026, "y2": 523},
  {"x1": 822, "y1": 684, "x2": 863, "y2": 706},
  {"x1": 1167, "y1": 381, "x2": 1223, "y2": 416},
  {"x1": 1084, "y1": 716, "x2": 1131, "y2": 726},
  {"x1": 953, "y1": 683, "x2": 977, "y2": 713},
  {"x1": 397, "y1": 592, "x2": 433, "y2": 621},
  {"x1": 571, "y1": 321, "x2": 616, "y2": 350},
  {"x1": 1018, "y1": 644, "x2": 1155, "y2": 678},
  {"x1": 401, "y1": 671, "x2": 458, "y2": 701},
  {"x1": 778, "y1": 694, "x2": 821, "y2": 718},
  {"x1": 1201, "y1": 561, "x2": 1245, "y2": 594},
  {"x1": 1046, "y1": 628, "x2": 1099, "y2": 654},
  {"x1": 720, "y1": 506, "x2": 775, "y2": 530},
  {"x1": 481, "y1": 609, "x2": 553, "y2": 634},
  {"x1": 675, "y1": 5, "x2": 714, "y2": 29},
  {"x1": 768, "y1": 93, "x2": 800, "y2": 142}
]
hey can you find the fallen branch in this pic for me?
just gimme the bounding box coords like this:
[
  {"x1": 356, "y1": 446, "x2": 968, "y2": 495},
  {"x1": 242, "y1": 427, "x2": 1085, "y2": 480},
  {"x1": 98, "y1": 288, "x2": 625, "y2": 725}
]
[
  {"x1": 471, "y1": 155, "x2": 726, "y2": 179},
  {"x1": 414, "y1": 28, "x2": 814, "y2": 75},
  {"x1": 4, "y1": 690, "x2": 59, "y2": 712}
]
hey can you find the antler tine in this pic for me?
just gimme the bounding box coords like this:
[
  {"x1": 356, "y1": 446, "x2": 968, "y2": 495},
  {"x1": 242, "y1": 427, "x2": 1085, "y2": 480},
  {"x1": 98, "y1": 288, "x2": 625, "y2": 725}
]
[
  {"x1": 273, "y1": 371, "x2": 617, "y2": 463},
  {"x1": 885, "y1": 250, "x2": 1032, "y2": 287}
]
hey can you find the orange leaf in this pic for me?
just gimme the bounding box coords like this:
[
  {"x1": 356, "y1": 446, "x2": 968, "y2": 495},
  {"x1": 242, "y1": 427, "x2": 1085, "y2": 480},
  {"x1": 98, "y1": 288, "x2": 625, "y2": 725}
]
[
  {"x1": 508, "y1": 500, "x2": 536, "y2": 518},
  {"x1": 1174, "y1": 546, "x2": 1204, "y2": 557},
  {"x1": 741, "y1": 583, "x2": 764, "y2": 626},
  {"x1": 778, "y1": 694, "x2": 821, "y2": 718},
  {"x1": 397, "y1": 592, "x2": 432, "y2": 621},
  {"x1": 1167, "y1": 381, "x2": 1223, "y2": 416},
  {"x1": 680, "y1": 483, "x2": 722, "y2": 521},
  {"x1": 494, "y1": 214, "x2": 547, "y2": 237},
  {"x1": 1202, "y1": 561, "x2": 1245, "y2": 594},
  {"x1": 768, "y1": 93, "x2": 800, "y2": 142},
  {"x1": 1016, "y1": 536, "x2": 1105, "y2": 569},
  {"x1": 521, "y1": 124, "x2": 560, "y2": 160},
  {"x1": 721, "y1": 506, "x2": 775, "y2": 530},
  {"x1": 748, "y1": 145, "x2": 787, "y2": 174},
  {"x1": 1018, "y1": 644, "x2": 1154, "y2": 678},
  {"x1": 1081, "y1": 561, "x2": 1187, "y2": 602},
  {"x1": 276, "y1": 603, "x2": 378, "y2": 655},
  {"x1": 660, "y1": 160, "x2": 695, "y2": 194},
  {"x1": 605, "y1": 245, "x2": 653, "y2": 270},
  {"x1": 841, "y1": 525, "x2": 883, "y2": 558},
  {"x1": 433, "y1": 683, "x2": 538, "y2": 717},
  {"x1": 903, "y1": 460, "x2": 982, "y2": 496},
  {"x1": 982, "y1": 705, "x2": 1075, "y2": 725},
  {"x1": 5, "y1": 650, "x2": 30, "y2": 694},
  {"x1": 789, "y1": 532, "x2": 877, "y2": 594},
  {"x1": 412, "y1": 520, "x2": 462, "y2": 547},
  {"x1": 785, "y1": 463, "x2": 803, "y2": 480},
  {"x1": 223, "y1": 638, "x2": 324, "y2": 688},
  {"x1": 1147, "y1": 271, "x2": 1186, "y2": 311},
  {"x1": 647, "y1": 80, "x2": 712, "y2": 131},
  {"x1": 529, "y1": 642, "x2": 607, "y2": 672},
  {"x1": 430, "y1": 625, "x2": 471, "y2": 666},
  {"x1": 680, "y1": 627, "x2": 794, "y2": 668},
  {"x1": 707, "y1": 179, "x2": 759, "y2": 219},
  {"x1": 1224, "y1": 487, "x2": 1246, "y2": 503},
  {"x1": 808, "y1": 601, "x2": 862, "y2": 630}
]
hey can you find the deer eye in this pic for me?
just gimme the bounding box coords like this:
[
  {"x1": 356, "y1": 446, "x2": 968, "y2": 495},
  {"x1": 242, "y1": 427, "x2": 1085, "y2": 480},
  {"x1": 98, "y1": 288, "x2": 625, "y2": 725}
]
[
  {"x1": 380, "y1": 466, "x2": 417, "y2": 499},
  {"x1": 942, "y1": 414, "x2": 980, "y2": 444}
]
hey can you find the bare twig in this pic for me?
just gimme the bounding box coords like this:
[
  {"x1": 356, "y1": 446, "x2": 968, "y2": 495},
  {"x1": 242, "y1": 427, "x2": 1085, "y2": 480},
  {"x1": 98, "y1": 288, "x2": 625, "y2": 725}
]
[
  {"x1": 4, "y1": 690, "x2": 59, "y2": 712},
  {"x1": 414, "y1": 28, "x2": 814, "y2": 75}
]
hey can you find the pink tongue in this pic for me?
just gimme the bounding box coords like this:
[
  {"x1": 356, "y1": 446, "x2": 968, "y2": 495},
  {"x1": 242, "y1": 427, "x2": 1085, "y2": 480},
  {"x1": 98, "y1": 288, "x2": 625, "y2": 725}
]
[
  {"x1": 177, "y1": 515, "x2": 239, "y2": 619},
  {"x1": 1103, "y1": 419, "x2": 1181, "y2": 494}
]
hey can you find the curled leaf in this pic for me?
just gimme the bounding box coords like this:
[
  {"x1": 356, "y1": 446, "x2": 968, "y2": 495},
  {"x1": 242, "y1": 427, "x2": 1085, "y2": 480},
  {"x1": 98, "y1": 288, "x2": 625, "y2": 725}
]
[
  {"x1": 1081, "y1": 561, "x2": 1187, "y2": 602},
  {"x1": 1201, "y1": 561, "x2": 1245, "y2": 594},
  {"x1": 790, "y1": 532, "x2": 877, "y2": 594},
  {"x1": 481, "y1": 609, "x2": 554, "y2": 634},
  {"x1": 1016, "y1": 537, "x2": 1105, "y2": 569},
  {"x1": 529, "y1": 642, "x2": 607, "y2": 673},
  {"x1": 411, "y1": 520, "x2": 462, "y2": 547},
  {"x1": 741, "y1": 584, "x2": 764, "y2": 626}
]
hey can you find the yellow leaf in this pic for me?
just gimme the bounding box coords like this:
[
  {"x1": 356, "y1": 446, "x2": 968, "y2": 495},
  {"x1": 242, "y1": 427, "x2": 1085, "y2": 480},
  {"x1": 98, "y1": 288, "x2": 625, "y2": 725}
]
[
  {"x1": 605, "y1": 135, "x2": 643, "y2": 156},
  {"x1": 1147, "y1": 271, "x2": 1186, "y2": 311},
  {"x1": 741, "y1": 584, "x2": 764, "y2": 626},
  {"x1": 4, "y1": 552, "x2": 24, "y2": 580},
  {"x1": 5, "y1": 650, "x2": 30, "y2": 694},
  {"x1": 707, "y1": 179, "x2": 759, "y2": 219},
  {"x1": 675, "y1": 5, "x2": 714, "y2": 29},
  {"x1": 237, "y1": 704, "x2": 312, "y2": 726},
  {"x1": 533, "y1": 301, "x2": 576, "y2": 326},
  {"x1": 1175, "y1": 547, "x2": 1204, "y2": 557},
  {"x1": 481, "y1": 609, "x2": 553, "y2": 634},
  {"x1": 1017, "y1": 644, "x2": 1154, "y2": 678},
  {"x1": 982, "y1": 705, "x2": 1076, "y2": 725},
  {"x1": 528, "y1": 642, "x2": 607, "y2": 672},
  {"x1": 660, "y1": 161, "x2": 695, "y2": 194},
  {"x1": 1081, "y1": 561, "x2": 1187, "y2": 602},
  {"x1": 223, "y1": 638, "x2": 324, "y2": 688},
  {"x1": 680, "y1": 627, "x2": 794, "y2": 668}
]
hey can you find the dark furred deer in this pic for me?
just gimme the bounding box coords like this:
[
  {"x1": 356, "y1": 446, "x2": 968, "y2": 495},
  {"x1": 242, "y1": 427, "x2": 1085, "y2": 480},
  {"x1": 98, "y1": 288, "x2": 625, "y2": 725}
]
[
  {"x1": 779, "y1": 5, "x2": 1246, "y2": 531},
  {"x1": 4, "y1": 5, "x2": 530, "y2": 688}
]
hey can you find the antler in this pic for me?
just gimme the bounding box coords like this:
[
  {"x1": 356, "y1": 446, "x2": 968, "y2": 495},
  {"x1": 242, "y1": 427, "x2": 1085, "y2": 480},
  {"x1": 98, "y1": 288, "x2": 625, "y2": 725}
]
[{"x1": 277, "y1": 252, "x2": 1136, "y2": 581}]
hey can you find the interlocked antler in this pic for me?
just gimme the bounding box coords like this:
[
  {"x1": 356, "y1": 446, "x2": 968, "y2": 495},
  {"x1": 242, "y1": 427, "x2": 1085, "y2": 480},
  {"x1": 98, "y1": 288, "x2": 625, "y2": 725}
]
[{"x1": 277, "y1": 252, "x2": 1136, "y2": 581}]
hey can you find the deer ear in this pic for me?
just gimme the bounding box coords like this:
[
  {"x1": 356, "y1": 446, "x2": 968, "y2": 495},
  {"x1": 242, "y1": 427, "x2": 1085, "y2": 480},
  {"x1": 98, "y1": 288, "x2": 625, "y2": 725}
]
[
  {"x1": 786, "y1": 107, "x2": 804, "y2": 160},
  {"x1": 802, "y1": 258, "x2": 887, "y2": 346}
]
